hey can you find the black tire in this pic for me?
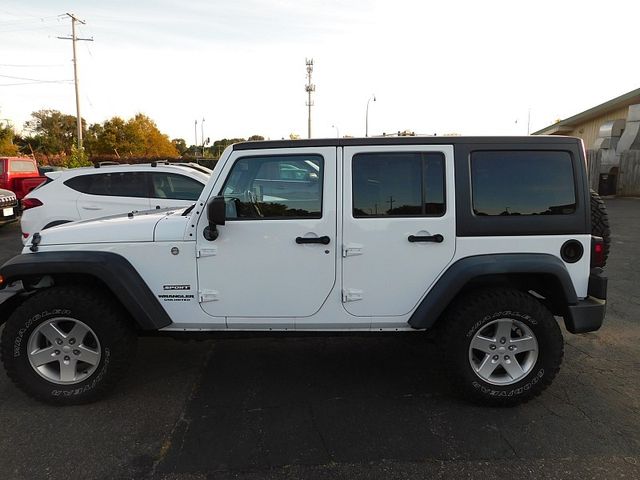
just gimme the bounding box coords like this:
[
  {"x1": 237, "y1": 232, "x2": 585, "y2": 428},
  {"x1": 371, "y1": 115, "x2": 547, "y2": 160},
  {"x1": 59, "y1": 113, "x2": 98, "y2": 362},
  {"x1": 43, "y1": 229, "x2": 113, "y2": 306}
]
[
  {"x1": 442, "y1": 288, "x2": 563, "y2": 407},
  {"x1": 0, "y1": 286, "x2": 137, "y2": 405},
  {"x1": 590, "y1": 189, "x2": 611, "y2": 265}
]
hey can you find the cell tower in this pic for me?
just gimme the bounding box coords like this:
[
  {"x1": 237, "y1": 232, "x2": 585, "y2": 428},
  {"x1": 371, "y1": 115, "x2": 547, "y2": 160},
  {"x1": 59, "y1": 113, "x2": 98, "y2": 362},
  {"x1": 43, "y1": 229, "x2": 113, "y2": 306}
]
[{"x1": 305, "y1": 58, "x2": 315, "y2": 139}]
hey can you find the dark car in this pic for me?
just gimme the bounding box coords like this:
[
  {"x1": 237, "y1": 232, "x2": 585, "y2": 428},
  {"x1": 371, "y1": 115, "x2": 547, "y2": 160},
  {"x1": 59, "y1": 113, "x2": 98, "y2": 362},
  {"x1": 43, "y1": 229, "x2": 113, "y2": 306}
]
[
  {"x1": 0, "y1": 188, "x2": 18, "y2": 226},
  {"x1": 37, "y1": 165, "x2": 67, "y2": 176}
]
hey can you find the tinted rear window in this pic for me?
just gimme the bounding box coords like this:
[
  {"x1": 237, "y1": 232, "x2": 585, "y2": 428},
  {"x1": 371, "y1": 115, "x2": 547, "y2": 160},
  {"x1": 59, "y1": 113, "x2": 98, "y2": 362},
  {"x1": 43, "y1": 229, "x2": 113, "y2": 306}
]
[
  {"x1": 64, "y1": 172, "x2": 149, "y2": 198},
  {"x1": 10, "y1": 160, "x2": 37, "y2": 173},
  {"x1": 471, "y1": 151, "x2": 576, "y2": 216},
  {"x1": 352, "y1": 152, "x2": 445, "y2": 217}
]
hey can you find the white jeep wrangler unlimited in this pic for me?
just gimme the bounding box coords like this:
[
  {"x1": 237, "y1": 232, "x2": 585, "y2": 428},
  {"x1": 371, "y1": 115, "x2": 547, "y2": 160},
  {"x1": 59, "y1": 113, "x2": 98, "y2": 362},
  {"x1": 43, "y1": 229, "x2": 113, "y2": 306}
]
[{"x1": 0, "y1": 137, "x2": 609, "y2": 406}]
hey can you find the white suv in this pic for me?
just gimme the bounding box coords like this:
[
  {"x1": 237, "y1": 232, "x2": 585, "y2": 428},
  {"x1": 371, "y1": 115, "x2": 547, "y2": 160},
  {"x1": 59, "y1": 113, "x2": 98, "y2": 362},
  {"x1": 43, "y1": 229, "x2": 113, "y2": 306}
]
[{"x1": 20, "y1": 163, "x2": 210, "y2": 242}]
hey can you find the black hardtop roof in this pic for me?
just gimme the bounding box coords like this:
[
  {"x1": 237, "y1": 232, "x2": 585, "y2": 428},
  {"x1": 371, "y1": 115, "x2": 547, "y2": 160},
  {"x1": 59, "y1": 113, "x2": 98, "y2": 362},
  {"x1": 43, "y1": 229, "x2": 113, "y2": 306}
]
[{"x1": 233, "y1": 136, "x2": 581, "y2": 151}]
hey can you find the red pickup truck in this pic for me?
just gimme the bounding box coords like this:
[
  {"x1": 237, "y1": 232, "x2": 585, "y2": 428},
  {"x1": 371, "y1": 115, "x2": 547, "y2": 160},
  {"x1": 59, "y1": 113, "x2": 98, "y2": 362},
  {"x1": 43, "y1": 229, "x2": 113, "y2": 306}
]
[{"x1": 0, "y1": 157, "x2": 47, "y2": 201}]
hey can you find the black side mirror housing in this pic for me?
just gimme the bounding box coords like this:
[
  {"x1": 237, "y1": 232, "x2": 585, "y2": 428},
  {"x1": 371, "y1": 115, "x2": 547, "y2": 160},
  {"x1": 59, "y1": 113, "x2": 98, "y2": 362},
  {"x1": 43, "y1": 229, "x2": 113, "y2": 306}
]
[
  {"x1": 204, "y1": 196, "x2": 226, "y2": 241},
  {"x1": 208, "y1": 196, "x2": 226, "y2": 226}
]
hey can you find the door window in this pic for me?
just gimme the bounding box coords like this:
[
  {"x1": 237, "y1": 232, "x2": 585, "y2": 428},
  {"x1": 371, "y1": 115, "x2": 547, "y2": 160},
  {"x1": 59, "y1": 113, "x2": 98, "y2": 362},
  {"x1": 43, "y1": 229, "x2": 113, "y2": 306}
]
[
  {"x1": 352, "y1": 152, "x2": 445, "y2": 217},
  {"x1": 150, "y1": 172, "x2": 203, "y2": 200},
  {"x1": 64, "y1": 172, "x2": 149, "y2": 198},
  {"x1": 221, "y1": 155, "x2": 323, "y2": 219}
]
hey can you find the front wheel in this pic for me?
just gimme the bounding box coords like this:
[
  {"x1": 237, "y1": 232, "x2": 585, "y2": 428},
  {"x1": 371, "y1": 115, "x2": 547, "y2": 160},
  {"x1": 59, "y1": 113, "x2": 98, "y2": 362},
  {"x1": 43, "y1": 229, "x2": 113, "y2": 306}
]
[
  {"x1": 0, "y1": 286, "x2": 137, "y2": 405},
  {"x1": 442, "y1": 288, "x2": 564, "y2": 407}
]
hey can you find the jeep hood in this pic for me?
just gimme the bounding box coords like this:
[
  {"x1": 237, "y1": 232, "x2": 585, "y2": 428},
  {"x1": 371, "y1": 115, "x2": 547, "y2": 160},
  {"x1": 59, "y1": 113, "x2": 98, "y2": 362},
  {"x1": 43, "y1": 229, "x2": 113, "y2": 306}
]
[{"x1": 26, "y1": 208, "x2": 183, "y2": 246}]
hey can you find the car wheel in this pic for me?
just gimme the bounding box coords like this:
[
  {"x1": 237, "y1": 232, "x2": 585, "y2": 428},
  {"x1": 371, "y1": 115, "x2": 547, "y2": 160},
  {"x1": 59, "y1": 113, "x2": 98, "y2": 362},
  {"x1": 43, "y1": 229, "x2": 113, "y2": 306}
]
[
  {"x1": 0, "y1": 286, "x2": 137, "y2": 405},
  {"x1": 590, "y1": 189, "x2": 611, "y2": 265},
  {"x1": 442, "y1": 288, "x2": 563, "y2": 407}
]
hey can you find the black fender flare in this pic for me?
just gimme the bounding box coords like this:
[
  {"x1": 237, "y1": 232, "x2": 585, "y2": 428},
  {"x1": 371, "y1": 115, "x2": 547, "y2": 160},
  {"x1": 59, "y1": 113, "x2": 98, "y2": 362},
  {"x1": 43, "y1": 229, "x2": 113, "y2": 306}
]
[
  {"x1": 408, "y1": 253, "x2": 578, "y2": 329},
  {"x1": 0, "y1": 251, "x2": 172, "y2": 330}
]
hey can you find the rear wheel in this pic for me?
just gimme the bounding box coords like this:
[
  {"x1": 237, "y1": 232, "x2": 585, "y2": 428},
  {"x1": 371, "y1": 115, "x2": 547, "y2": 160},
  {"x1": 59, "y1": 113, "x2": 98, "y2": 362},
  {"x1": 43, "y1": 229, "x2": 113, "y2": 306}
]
[
  {"x1": 442, "y1": 288, "x2": 563, "y2": 407},
  {"x1": 0, "y1": 286, "x2": 137, "y2": 405}
]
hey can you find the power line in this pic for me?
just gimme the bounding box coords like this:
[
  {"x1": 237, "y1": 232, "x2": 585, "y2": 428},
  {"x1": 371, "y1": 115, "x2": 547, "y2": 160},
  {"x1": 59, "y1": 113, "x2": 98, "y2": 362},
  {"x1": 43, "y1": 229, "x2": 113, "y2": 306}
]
[
  {"x1": 0, "y1": 24, "x2": 66, "y2": 34},
  {"x1": 0, "y1": 73, "x2": 68, "y2": 82},
  {"x1": 0, "y1": 80, "x2": 72, "y2": 87},
  {"x1": 0, "y1": 73, "x2": 72, "y2": 85},
  {"x1": 0, "y1": 16, "x2": 66, "y2": 34},
  {"x1": 0, "y1": 8, "x2": 62, "y2": 19},
  {"x1": 83, "y1": 41, "x2": 94, "y2": 58},
  {"x1": 0, "y1": 14, "x2": 61, "y2": 26},
  {"x1": 0, "y1": 63, "x2": 65, "y2": 67}
]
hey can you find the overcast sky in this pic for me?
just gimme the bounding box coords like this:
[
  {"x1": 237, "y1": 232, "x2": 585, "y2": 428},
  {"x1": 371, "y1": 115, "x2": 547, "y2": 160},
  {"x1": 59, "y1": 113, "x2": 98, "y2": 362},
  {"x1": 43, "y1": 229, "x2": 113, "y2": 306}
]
[{"x1": 1, "y1": 0, "x2": 638, "y2": 143}]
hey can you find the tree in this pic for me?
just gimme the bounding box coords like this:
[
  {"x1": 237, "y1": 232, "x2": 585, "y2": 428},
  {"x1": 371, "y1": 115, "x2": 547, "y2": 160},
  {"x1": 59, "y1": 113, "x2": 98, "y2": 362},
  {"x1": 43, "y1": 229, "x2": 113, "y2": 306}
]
[
  {"x1": 124, "y1": 114, "x2": 179, "y2": 157},
  {"x1": 211, "y1": 138, "x2": 246, "y2": 159},
  {"x1": 85, "y1": 116, "x2": 127, "y2": 156},
  {"x1": 86, "y1": 114, "x2": 179, "y2": 158},
  {"x1": 172, "y1": 138, "x2": 187, "y2": 155},
  {"x1": 248, "y1": 135, "x2": 265, "y2": 141},
  {"x1": 0, "y1": 120, "x2": 19, "y2": 156},
  {"x1": 24, "y1": 109, "x2": 84, "y2": 155},
  {"x1": 66, "y1": 145, "x2": 92, "y2": 168}
]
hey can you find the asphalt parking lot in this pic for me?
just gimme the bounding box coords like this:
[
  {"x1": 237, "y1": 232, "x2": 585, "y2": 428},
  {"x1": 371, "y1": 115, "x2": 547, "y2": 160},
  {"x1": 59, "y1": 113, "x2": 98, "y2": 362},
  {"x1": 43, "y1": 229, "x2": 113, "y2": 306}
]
[{"x1": 1, "y1": 199, "x2": 639, "y2": 480}]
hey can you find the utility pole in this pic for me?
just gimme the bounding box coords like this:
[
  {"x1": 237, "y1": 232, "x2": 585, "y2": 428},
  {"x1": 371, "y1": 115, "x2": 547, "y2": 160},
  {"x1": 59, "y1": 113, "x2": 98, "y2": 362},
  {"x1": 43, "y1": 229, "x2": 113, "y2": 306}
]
[
  {"x1": 201, "y1": 118, "x2": 205, "y2": 158},
  {"x1": 58, "y1": 13, "x2": 93, "y2": 150},
  {"x1": 305, "y1": 58, "x2": 315, "y2": 139},
  {"x1": 194, "y1": 119, "x2": 198, "y2": 158},
  {"x1": 387, "y1": 195, "x2": 395, "y2": 213}
]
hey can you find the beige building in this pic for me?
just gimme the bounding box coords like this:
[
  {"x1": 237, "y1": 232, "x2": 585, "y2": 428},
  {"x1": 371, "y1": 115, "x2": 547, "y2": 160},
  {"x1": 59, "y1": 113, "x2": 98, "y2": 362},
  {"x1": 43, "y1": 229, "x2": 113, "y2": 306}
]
[{"x1": 533, "y1": 87, "x2": 640, "y2": 150}]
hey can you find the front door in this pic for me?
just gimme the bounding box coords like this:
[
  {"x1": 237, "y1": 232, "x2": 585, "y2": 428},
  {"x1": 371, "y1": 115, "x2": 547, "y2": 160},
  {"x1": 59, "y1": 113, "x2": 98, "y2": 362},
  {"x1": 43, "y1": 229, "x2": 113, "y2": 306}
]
[
  {"x1": 149, "y1": 171, "x2": 204, "y2": 210},
  {"x1": 196, "y1": 147, "x2": 337, "y2": 327},
  {"x1": 342, "y1": 145, "x2": 456, "y2": 318}
]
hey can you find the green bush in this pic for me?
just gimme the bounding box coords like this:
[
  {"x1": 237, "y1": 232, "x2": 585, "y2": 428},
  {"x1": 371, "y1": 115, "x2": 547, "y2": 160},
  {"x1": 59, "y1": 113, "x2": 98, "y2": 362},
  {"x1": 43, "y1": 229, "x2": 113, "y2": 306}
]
[{"x1": 63, "y1": 145, "x2": 92, "y2": 168}]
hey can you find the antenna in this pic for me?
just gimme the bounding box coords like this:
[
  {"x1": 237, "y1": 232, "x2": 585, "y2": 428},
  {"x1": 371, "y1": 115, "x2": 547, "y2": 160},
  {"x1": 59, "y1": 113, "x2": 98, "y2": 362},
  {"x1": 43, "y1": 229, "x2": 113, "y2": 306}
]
[{"x1": 305, "y1": 58, "x2": 315, "y2": 139}]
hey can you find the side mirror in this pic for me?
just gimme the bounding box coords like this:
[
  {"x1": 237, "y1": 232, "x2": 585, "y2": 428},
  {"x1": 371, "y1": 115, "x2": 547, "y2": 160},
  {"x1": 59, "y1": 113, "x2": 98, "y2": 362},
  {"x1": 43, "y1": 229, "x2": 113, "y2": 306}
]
[
  {"x1": 204, "y1": 196, "x2": 226, "y2": 241},
  {"x1": 208, "y1": 196, "x2": 226, "y2": 226}
]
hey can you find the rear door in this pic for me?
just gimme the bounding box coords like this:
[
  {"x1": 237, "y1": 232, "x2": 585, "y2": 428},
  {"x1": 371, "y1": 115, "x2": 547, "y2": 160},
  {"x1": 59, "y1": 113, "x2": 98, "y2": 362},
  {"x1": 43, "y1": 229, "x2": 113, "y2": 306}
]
[
  {"x1": 342, "y1": 144, "x2": 456, "y2": 317},
  {"x1": 73, "y1": 171, "x2": 151, "y2": 218}
]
